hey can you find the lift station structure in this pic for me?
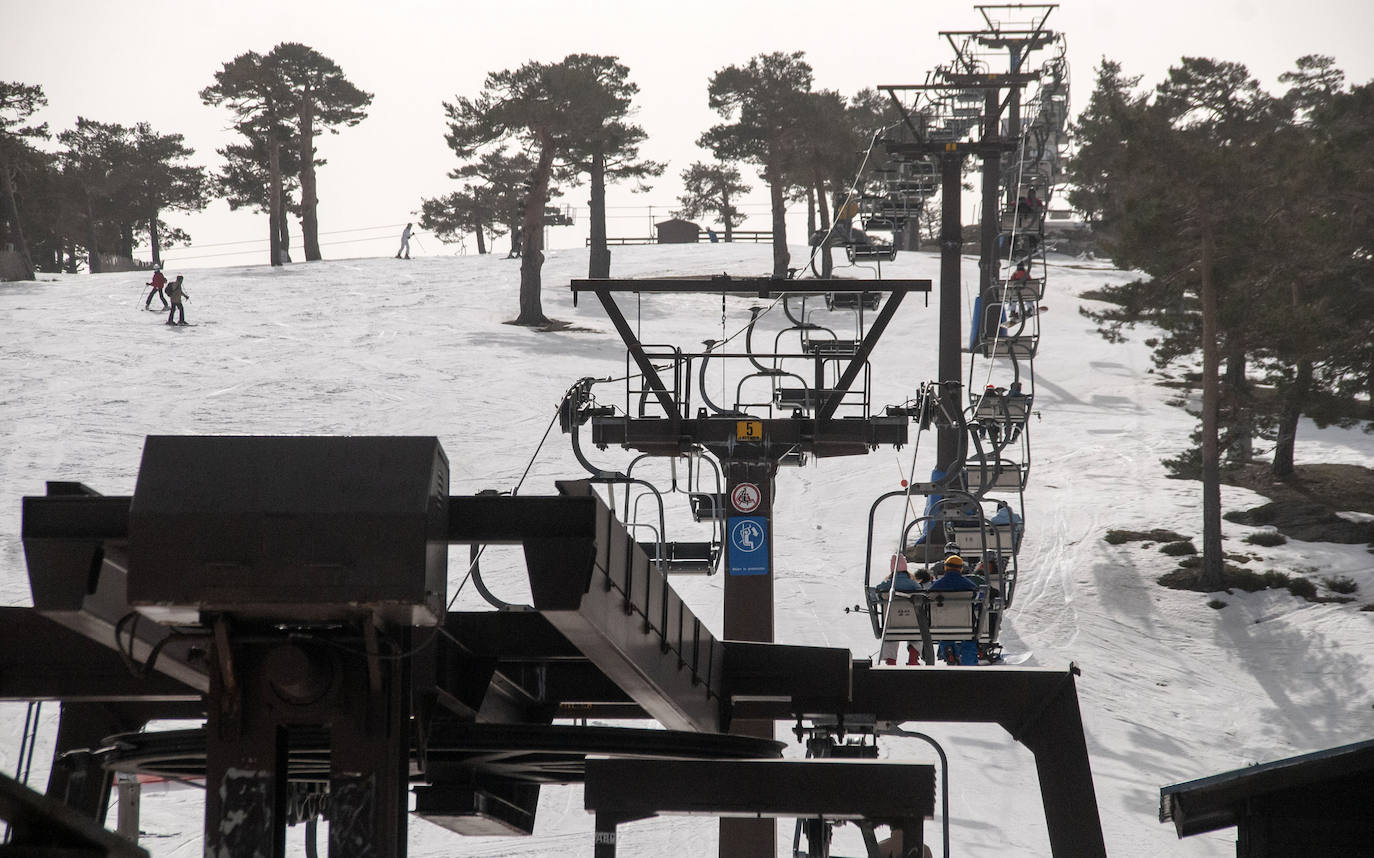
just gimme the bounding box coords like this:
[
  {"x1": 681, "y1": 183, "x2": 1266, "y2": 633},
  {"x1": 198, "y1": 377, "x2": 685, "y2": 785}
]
[{"x1": 0, "y1": 6, "x2": 1107, "y2": 858}]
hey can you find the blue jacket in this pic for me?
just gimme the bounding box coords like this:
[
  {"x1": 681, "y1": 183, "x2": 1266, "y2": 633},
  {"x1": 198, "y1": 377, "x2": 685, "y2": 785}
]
[
  {"x1": 875, "y1": 571, "x2": 922, "y2": 594},
  {"x1": 928, "y1": 570, "x2": 977, "y2": 592}
]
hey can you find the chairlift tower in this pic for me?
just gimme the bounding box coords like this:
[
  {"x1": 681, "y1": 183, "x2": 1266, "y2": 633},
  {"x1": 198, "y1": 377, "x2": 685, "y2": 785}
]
[
  {"x1": 882, "y1": 75, "x2": 1031, "y2": 473},
  {"x1": 944, "y1": 4, "x2": 1060, "y2": 201},
  {"x1": 568, "y1": 275, "x2": 928, "y2": 858}
]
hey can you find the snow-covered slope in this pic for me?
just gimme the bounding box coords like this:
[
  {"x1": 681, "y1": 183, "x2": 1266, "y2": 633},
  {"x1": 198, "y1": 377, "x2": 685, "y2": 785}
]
[{"x1": 2, "y1": 244, "x2": 1371, "y2": 856}]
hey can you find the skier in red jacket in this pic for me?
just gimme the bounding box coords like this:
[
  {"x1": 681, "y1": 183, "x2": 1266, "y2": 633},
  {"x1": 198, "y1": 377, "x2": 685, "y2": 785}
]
[{"x1": 145, "y1": 266, "x2": 169, "y2": 310}]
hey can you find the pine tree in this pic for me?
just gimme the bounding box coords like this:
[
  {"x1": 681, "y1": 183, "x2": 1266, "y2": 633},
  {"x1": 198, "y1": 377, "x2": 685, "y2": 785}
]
[
  {"x1": 419, "y1": 188, "x2": 494, "y2": 254},
  {"x1": 676, "y1": 161, "x2": 750, "y2": 241},
  {"x1": 445, "y1": 54, "x2": 644, "y2": 325},
  {"x1": 571, "y1": 114, "x2": 664, "y2": 279},
  {"x1": 448, "y1": 149, "x2": 544, "y2": 257},
  {"x1": 269, "y1": 43, "x2": 372, "y2": 262},
  {"x1": 0, "y1": 81, "x2": 48, "y2": 280},
  {"x1": 1066, "y1": 58, "x2": 1281, "y2": 590},
  {"x1": 551, "y1": 56, "x2": 662, "y2": 279},
  {"x1": 699, "y1": 52, "x2": 814, "y2": 278},
  {"x1": 201, "y1": 51, "x2": 293, "y2": 266},
  {"x1": 56, "y1": 117, "x2": 138, "y2": 273},
  {"x1": 212, "y1": 118, "x2": 303, "y2": 260},
  {"x1": 126, "y1": 123, "x2": 209, "y2": 268}
]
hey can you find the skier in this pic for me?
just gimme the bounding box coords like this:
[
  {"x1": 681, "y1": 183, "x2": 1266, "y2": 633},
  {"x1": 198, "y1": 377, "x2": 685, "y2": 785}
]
[
  {"x1": 1010, "y1": 262, "x2": 1030, "y2": 282},
  {"x1": 145, "y1": 265, "x2": 169, "y2": 310},
  {"x1": 165, "y1": 275, "x2": 189, "y2": 326},
  {"x1": 396, "y1": 223, "x2": 413, "y2": 259}
]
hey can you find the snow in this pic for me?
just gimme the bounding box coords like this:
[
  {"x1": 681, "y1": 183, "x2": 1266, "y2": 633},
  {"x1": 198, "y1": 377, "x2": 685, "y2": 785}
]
[{"x1": 2, "y1": 244, "x2": 1372, "y2": 856}]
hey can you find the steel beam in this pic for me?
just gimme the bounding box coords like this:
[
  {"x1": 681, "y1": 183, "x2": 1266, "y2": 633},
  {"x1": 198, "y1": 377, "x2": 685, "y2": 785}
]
[
  {"x1": 589, "y1": 415, "x2": 908, "y2": 458},
  {"x1": 0, "y1": 770, "x2": 149, "y2": 857},
  {"x1": 732, "y1": 664, "x2": 1107, "y2": 858},
  {"x1": 0, "y1": 608, "x2": 201, "y2": 702},
  {"x1": 507, "y1": 482, "x2": 726, "y2": 733},
  {"x1": 570, "y1": 277, "x2": 930, "y2": 296},
  {"x1": 586, "y1": 757, "x2": 935, "y2": 819}
]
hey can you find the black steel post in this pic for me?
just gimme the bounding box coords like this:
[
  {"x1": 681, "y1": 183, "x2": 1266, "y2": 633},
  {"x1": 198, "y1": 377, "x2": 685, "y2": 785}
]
[
  {"x1": 980, "y1": 88, "x2": 1004, "y2": 315},
  {"x1": 936, "y1": 150, "x2": 966, "y2": 474},
  {"x1": 204, "y1": 643, "x2": 288, "y2": 858},
  {"x1": 328, "y1": 650, "x2": 408, "y2": 858},
  {"x1": 594, "y1": 812, "x2": 620, "y2": 858},
  {"x1": 1006, "y1": 43, "x2": 1024, "y2": 208},
  {"x1": 721, "y1": 456, "x2": 778, "y2": 858}
]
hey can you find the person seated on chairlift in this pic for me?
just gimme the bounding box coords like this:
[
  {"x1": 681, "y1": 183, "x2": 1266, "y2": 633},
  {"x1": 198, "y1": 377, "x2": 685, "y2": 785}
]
[
  {"x1": 1015, "y1": 187, "x2": 1044, "y2": 226},
  {"x1": 875, "y1": 554, "x2": 922, "y2": 594},
  {"x1": 969, "y1": 552, "x2": 1002, "y2": 598},
  {"x1": 929, "y1": 554, "x2": 978, "y2": 592},
  {"x1": 834, "y1": 192, "x2": 860, "y2": 242},
  {"x1": 1010, "y1": 261, "x2": 1030, "y2": 282},
  {"x1": 931, "y1": 555, "x2": 981, "y2": 666}
]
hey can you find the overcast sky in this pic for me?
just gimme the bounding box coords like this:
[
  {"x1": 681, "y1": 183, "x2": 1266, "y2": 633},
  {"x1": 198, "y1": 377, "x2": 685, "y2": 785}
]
[{"x1": 6, "y1": 0, "x2": 1373, "y2": 267}]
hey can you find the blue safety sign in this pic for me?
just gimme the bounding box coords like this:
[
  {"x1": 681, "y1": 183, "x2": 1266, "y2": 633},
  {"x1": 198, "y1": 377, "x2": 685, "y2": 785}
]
[{"x1": 727, "y1": 516, "x2": 769, "y2": 576}]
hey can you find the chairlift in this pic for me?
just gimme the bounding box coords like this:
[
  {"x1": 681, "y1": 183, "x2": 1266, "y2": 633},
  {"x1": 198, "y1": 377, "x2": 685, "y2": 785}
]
[
  {"x1": 965, "y1": 455, "x2": 1029, "y2": 494},
  {"x1": 559, "y1": 383, "x2": 725, "y2": 575},
  {"x1": 857, "y1": 483, "x2": 1017, "y2": 648}
]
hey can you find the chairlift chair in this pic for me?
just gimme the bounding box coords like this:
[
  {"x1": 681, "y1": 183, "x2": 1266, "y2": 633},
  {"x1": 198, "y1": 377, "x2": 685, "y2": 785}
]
[
  {"x1": 965, "y1": 456, "x2": 1029, "y2": 493},
  {"x1": 995, "y1": 277, "x2": 1045, "y2": 303}
]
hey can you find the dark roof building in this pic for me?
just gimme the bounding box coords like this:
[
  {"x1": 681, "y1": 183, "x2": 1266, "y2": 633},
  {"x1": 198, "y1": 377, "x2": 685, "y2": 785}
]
[
  {"x1": 654, "y1": 218, "x2": 700, "y2": 244},
  {"x1": 1160, "y1": 737, "x2": 1374, "y2": 856}
]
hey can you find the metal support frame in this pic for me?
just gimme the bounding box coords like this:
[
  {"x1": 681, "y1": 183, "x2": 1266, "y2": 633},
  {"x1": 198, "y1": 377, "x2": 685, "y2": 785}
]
[
  {"x1": 585, "y1": 758, "x2": 935, "y2": 858},
  {"x1": 731, "y1": 663, "x2": 1107, "y2": 858},
  {"x1": 203, "y1": 631, "x2": 409, "y2": 858},
  {"x1": 0, "y1": 769, "x2": 150, "y2": 857},
  {"x1": 14, "y1": 437, "x2": 1107, "y2": 858}
]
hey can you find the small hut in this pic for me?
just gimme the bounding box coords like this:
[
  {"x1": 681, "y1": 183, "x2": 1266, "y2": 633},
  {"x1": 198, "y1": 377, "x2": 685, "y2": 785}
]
[{"x1": 654, "y1": 218, "x2": 700, "y2": 244}]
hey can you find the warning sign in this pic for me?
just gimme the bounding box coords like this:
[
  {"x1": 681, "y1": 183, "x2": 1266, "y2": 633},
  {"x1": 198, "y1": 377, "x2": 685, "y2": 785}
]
[{"x1": 730, "y1": 482, "x2": 761, "y2": 514}]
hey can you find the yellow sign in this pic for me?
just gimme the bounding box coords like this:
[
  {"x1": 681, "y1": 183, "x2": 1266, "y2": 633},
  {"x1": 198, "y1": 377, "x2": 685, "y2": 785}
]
[
  {"x1": 945, "y1": 142, "x2": 958, "y2": 152},
  {"x1": 737, "y1": 420, "x2": 763, "y2": 441}
]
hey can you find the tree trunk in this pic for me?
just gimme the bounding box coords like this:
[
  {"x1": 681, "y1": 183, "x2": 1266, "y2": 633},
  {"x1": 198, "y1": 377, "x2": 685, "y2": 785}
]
[
  {"x1": 721, "y1": 188, "x2": 734, "y2": 242},
  {"x1": 119, "y1": 222, "x2": 134, "y2": 260},
  {"x1": 474, "y1": 226, "x2": 486, "y2": 255},
  {"x1": 84, "y1": 194, "x2": 103, "y2": 274},
  {"x1": 588, "y1": 149, "x2": 611, "y2": 279},
  {"x1": 1223, "y1": 343, "x2": 1252, "y2": 463},
  {"x1": 767, "y1": 169, "x2": 788, "y2": 279},
  {"x1": 515, "y1": 142, "x2": 555, "y2": 326},
  {"x1": 0, "y1": 153, "x2": 35, "y2": 279},
  {"x1": 268, "y1": 136, "x2": 283, "y2": 267},
  {"x1": 806, "y1": 185, "x2": 816, "y2": 238},
  {"x1": 1197, "y1": 226, "x2": 1224, "y2": 591},
  {"x1": 147, "y1": 215, "x2": 162, "y2": 268},
  {"x1": 1272, "y1": 358, "x2": 1310, "y2": 479},
  {"x1": 278, "y1": 187, "x2": 292, "y2": 261},
  {"x1": 299, "y1": 89, "x2": 322, "y2": 261},
  {"x1": 817, "y1": 181, "x2": 833, "y2": 278}
]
